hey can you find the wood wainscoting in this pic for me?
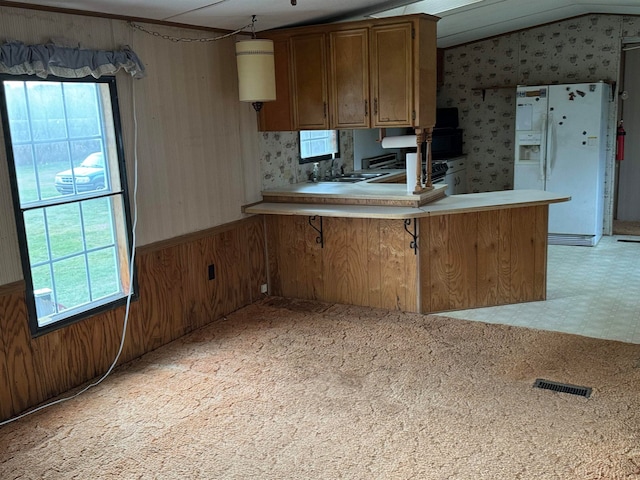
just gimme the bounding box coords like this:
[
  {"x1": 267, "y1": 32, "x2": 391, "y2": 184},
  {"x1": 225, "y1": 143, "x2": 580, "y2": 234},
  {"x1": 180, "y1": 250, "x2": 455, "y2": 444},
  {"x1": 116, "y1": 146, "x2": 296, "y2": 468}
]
[
  {"x1": 264, "y1": 204, "x2": 549, "y2": 317},
  {"x1": 420, "y1": 205, "x2": 548, "y2": 313},
  {"x1": 266, "y1": 215, "x2": 418, "y2": 312},
  {"x1": 0, "y1": 216, "x2": 266, "y2": 422}
]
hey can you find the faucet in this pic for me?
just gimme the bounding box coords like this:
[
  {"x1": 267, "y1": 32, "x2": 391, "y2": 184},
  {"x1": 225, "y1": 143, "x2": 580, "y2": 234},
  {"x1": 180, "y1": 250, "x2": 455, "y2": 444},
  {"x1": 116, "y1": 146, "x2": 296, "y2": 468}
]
[
  {"x1": 327, "y1": 159, "x2": 335, "y2": 179},
  {"x1": 328, "y1": 158, "x2": 341, "y2": 179}
]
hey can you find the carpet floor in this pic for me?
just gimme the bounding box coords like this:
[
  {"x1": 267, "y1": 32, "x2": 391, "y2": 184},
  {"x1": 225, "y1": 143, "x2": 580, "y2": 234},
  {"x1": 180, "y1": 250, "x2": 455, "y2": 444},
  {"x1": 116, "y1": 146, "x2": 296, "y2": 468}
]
[{"x1": 1, "y1": 297, "x2": 640, "y2": 479}]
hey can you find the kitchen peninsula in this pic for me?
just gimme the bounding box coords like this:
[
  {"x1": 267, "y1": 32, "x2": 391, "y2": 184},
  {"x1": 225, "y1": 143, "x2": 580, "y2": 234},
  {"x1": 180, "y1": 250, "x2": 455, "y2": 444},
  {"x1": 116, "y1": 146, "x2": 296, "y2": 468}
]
[
  {"x1": 251, "y1": 10, "x2": 569, "y2": 315},
  {"x1": 246, "y1": 183, "x2": 569, "y2": 315}
]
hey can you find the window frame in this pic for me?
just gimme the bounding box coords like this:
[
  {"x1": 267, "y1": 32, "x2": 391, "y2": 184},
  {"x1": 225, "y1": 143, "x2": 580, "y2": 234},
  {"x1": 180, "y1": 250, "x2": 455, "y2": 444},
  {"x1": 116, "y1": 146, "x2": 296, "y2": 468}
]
[
  {"x1": 298, "y1": 129, "x2": 340, "y2": 164},
  {"x1": 0, "y1": 74, "x2": 137, "y2": 337}
]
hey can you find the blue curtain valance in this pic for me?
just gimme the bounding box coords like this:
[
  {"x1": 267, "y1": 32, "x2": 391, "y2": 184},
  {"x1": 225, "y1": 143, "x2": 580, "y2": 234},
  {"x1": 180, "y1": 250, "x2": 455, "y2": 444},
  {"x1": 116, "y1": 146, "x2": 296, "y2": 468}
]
[{"x1": 0, "y1": 41, "x2": 145, "y2": 79}]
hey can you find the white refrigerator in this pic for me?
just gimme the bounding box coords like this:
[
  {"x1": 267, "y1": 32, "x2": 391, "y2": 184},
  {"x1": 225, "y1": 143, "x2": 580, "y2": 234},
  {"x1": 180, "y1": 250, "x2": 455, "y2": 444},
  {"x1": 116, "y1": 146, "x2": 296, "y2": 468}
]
[{"x1": 514, "y1": 82, "x2": 610, "y2": 246}]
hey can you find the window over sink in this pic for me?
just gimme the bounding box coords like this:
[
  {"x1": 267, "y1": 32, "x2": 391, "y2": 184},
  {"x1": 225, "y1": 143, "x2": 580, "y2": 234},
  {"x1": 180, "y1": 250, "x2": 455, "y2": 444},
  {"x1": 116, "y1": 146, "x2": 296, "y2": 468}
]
[{"x1": 299, "y1": 130, "x2": 340, "y2": 164}]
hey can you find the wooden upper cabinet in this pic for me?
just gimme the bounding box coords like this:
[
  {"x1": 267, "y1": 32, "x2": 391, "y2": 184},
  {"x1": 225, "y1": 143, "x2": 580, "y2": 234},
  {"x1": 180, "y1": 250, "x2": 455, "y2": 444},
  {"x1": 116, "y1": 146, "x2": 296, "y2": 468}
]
[
  {"x1": 414, "y1": 18, "x2": 438, "y2": 128},
  {"x1": 258, "y1": 36, "x2": 293, "y2": 131},
  {"x1": 329, "y1": 28, "x2": 370, "y2": 129},
  {"x1": 370, "y1": 22, "x2": 413, "y2": 127},
  {"x1": 290, "y1": 33, "x2": 329, "y2": 130},
  {"x1": 256, "y1": 14, "x2": 438, "y2": 132}
]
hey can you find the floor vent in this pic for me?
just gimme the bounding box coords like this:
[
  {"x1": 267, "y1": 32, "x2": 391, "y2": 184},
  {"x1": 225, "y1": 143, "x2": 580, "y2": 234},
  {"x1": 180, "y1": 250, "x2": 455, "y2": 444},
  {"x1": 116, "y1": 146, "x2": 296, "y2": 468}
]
[
  {"x1": 533, "y1": 379, "x2": 592, "y2": 398},
  {"x1": 618, "y1": 239, "x2": 640, "y2": 243}
]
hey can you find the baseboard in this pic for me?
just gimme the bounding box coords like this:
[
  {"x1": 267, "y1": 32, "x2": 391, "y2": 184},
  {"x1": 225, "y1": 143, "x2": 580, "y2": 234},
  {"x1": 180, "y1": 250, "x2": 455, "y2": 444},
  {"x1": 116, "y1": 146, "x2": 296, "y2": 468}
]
[{"x1": 548, "y1": 233, "x2": 598, "y2": 246}]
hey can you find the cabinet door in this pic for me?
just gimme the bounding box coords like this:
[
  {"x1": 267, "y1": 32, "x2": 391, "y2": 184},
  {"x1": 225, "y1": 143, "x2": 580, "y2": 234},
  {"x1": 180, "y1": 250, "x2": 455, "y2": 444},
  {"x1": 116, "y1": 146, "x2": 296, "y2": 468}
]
[
  {"x1": 290, "y1": 33, "x2": 329, "y2": 130},
  {"x1": 370, "y1": 22, "x2": 413, "y2": 127},
  {"x1": 329, "y1": 28, "x2": 370, "y2": 129},
  {"x1": 258, "y1": 37, "x2": 293, "y2": 131},
  {"x1": 445, "y1": 169, "x2": 467, "y2": 195}
]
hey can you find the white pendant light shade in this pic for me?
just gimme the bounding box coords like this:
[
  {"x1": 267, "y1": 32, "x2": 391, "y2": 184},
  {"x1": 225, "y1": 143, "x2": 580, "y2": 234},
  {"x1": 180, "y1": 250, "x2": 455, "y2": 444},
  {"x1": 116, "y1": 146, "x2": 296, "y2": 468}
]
[{"x1": 235, "y1": 39, "x2": 276, "y2": 110}]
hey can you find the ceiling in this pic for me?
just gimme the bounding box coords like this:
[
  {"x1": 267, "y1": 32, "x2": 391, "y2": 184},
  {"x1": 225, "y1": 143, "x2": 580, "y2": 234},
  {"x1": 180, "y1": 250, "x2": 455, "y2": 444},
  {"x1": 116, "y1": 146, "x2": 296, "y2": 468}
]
[{"x1": 6, "y1": 0, "x2": 640, "y2": 47}]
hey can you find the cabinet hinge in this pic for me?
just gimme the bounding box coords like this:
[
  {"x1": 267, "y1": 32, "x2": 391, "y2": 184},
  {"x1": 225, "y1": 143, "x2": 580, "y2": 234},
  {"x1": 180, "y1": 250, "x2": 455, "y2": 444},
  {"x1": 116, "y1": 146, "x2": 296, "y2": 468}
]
[
  {"x1": 412, "y1": 110, "x2": 416, "y2": 120},
  {"x1": 412, "y1": 28, "x2": 415, "y2": 39}
]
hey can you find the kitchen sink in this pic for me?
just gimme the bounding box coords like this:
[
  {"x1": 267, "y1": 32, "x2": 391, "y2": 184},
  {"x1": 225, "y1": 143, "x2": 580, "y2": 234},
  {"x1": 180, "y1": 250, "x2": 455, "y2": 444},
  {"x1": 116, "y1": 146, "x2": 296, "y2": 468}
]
[
  {"x1": 327, "y1": 177, "x2": 364, "y2": 183},
  {"x1": 317, "y1": 172, "x2": 390, "y2": 183},
  {"x1": 345, "y1": 172, "x2": 388, "y2": 179}
]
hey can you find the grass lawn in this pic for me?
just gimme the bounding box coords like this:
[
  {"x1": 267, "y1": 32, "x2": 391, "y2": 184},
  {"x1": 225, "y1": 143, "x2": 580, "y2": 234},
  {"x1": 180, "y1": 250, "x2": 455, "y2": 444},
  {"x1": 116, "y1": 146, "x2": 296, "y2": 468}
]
[{"x1": 16, "y1": 161, "x2": 123, "y2": 315}]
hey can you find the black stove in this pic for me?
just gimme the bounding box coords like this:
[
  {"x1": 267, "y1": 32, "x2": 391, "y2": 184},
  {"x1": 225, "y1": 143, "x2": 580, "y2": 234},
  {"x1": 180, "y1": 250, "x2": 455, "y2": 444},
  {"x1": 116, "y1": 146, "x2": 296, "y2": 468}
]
[{"x1": 431, "y1": 161, "x2": 448, "y2": 181}]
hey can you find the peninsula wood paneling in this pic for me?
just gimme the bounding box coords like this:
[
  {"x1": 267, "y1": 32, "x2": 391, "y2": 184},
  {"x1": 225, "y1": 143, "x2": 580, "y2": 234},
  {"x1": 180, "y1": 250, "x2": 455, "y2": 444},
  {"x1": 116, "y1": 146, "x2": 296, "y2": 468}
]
[
  {"x1": 379, "y1": 219, "x2": 418, "y2": 312},
  {"x1": 497, "y1": 209, "x2": 513, "y2": 304},
  {"x1": 266, "y1": 215, "x2": 419, "y2": 312},
  {"x1": 0, "y1": 217, "x2": 266, "y2": 422},
  {"x1": 476, "y1": 210, "x2": 500, "y2": 307},
  {"x1": 366, "y1": 219, "x2": 384, "y2": 308},
  {"x1": 420, "y1": 205, "x2": 548, "y2": 313},
  {"x1": 448, "y1": 213, "x2": 478, "y2": 309},
  {"x1": 266, "y1": 215, "x2": 323, "y2": 300},
  {"x1": 424, "y1": 213, "x2": 479, "y2": 311},
  {"x1": 425, "y1": 215, "x2": 450, "y2": 312},
  {"x1": 510, "y1": 206, "x2": 537, "y2": 303},
  {"x1": 299, "y1": 216, "x2": 324, "y2": 300},
  {"x1": 323, "y1": 217, "x2": 353, "y2": 305},
  {"x1": 533, "y1": 206, "x2": 549, "y2": 301}
]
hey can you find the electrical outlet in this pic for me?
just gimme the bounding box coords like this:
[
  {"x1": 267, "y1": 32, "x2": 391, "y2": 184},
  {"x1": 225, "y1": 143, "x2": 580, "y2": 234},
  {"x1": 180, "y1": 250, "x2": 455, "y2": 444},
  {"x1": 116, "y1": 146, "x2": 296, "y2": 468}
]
[
  {"x1": 260, "y1": 283, "x2": 268, "y2": 294},
  {"x1": 208, "y1": 264, "x2": 215, "y2": 280}
]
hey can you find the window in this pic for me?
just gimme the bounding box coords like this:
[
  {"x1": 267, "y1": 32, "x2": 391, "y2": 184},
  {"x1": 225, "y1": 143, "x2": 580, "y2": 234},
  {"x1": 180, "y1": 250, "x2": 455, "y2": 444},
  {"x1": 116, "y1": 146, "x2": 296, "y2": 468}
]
[
  {"x1": 299, "y1": 130, "x2": 340, "y2": 163},
  {"x1": 0, "y1": 76, "x2": 135, "y2": 336}
]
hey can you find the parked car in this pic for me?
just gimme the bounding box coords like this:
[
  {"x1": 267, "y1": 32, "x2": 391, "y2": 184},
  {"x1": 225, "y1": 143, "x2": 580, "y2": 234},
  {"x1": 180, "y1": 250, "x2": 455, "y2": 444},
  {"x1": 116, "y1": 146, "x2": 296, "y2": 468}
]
[{"x1": 54, "y1": 152, "x2": 105, "y2": 194}]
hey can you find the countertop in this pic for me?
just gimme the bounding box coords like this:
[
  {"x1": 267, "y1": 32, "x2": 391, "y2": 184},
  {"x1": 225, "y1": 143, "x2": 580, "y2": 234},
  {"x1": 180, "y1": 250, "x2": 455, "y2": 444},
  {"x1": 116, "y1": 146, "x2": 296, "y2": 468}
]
[
  {"x1": 262, "y1": 169, "x2": 412, "y2": 201},
  {"x1": 245, "y1": 189, "x2": 571, "y2": 219},
  {"x1": 260, "y1": 169, "x2": 448, "y2": 207}
]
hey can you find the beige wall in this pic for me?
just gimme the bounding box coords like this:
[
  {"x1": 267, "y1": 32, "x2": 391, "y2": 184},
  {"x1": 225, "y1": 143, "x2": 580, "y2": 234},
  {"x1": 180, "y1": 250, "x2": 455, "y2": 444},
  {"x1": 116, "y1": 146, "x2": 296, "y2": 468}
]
[{"x1": 0, "y1": 5, "x2": 262, "y2": 285}]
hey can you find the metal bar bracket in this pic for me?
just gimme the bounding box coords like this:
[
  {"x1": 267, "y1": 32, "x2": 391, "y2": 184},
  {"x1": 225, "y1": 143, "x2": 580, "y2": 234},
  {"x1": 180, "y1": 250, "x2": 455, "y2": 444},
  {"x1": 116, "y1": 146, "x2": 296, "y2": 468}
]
[
  {"x1": 403, "y1": 218, "x2": 418, "y2": 254},
  {"x1": 308, "y1": 216, "x2": 324, "y2": 248}
]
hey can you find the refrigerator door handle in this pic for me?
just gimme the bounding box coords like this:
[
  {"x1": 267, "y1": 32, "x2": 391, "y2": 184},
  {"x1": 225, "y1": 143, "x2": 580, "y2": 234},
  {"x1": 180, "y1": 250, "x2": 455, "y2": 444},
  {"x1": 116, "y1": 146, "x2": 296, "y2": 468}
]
[
  {"x1": 547, "y1": 114, "x2": 556, "y2": 180},
  {"x1": 539, "y1": 113, "x2": 548, "y2": 181}
]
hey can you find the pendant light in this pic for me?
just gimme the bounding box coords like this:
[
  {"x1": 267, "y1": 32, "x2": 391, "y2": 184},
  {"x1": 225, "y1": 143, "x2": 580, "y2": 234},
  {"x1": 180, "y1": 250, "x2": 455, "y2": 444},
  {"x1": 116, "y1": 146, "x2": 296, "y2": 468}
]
[{"x1": 235, "y1": 15, "x2": 276, "y2": 112}]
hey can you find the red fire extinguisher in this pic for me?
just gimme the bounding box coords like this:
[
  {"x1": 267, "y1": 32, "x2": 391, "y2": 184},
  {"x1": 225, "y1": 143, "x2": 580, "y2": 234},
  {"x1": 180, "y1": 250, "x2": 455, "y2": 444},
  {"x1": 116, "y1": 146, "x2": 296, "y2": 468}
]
[{"x1": 616, "y1": 120, "x2": 626, "y2": 161}]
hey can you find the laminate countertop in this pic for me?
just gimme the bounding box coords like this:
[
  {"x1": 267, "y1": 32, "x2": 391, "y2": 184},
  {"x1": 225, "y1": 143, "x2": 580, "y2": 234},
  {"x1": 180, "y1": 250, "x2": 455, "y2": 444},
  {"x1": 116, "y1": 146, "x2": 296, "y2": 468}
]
[
  {"x1": 245, "y1": 189, "x2": 571, "y2": 219},
  {"x1": 260, "y1": 170, "x2": 449, "y2": 207}
]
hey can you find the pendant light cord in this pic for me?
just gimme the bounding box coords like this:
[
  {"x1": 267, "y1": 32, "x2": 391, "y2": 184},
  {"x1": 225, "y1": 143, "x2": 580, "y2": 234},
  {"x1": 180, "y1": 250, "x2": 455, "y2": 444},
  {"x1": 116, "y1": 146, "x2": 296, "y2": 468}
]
[{"x1": 130, "y1": 18, "x2": 255, "y2": 43}]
